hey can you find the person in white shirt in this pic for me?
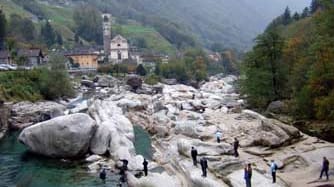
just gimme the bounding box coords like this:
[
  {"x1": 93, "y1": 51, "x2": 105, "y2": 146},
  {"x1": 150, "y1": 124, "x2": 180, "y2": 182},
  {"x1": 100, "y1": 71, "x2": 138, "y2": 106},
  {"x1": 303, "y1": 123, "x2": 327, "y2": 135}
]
[{"x1": 215, "y1": 130, "x2": 222, "y2": 143}]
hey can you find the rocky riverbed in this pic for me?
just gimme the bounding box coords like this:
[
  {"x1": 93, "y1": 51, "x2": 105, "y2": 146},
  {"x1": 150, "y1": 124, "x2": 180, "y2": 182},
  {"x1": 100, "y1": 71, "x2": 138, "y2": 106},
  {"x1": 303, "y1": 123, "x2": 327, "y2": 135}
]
[{"x1": 3, "y1": 74, "x2": 334, "y2": 187}]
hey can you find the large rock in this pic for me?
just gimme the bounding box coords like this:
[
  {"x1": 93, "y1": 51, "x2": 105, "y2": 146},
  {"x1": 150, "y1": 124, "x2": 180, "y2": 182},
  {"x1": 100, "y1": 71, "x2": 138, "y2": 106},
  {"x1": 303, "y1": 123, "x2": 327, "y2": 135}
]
[
  {"x1": 0, "y1": 102, "x2": 10, "y2": 140},
  {"x1": 177, "y1": 139, "x2": 233, "y2": 157},
  {"x1": 238, "y1": 110, "x2": 301, "y2": 147},
  {"x1": 18, "y1": 113, "x2": 97, "y2": 158},
  {"x1": 161, "y1": 78, "x2": 177, "y2": 85},
  {"x1": 81, "y1": 80, "x2": 95, "y2": 88},
  {"x1": 266, "y1": 100, "x2": 289, "y2": 114},
  {"x1": 95, "y1": 75, "x2": 120, "y2": 88},
  {"x1": 227, "y1": 169, "x2": 287, "y2": 187},
  {"x1": 89, "y1": 99, "x2": 142, "y2": 170},
  {"x1": 127, "y1": 75, "x2": 143, "y2": 91},
  {"x1": 174, "y1": 121, "x2": 201, "y2": 138},
  {"x1": 127, "y1": 172, "x2": 181, "y2": 187},
  {"x1": 10, "y1": 101, "x2": 66, "y2": 130}
]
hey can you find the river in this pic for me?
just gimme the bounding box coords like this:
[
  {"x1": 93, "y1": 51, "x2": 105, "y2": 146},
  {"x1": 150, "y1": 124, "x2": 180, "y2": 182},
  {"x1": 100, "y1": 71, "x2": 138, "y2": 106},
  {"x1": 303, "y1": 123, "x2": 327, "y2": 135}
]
[{"x1": 0, "y1": 127, "x2": 152, "y2": 187}]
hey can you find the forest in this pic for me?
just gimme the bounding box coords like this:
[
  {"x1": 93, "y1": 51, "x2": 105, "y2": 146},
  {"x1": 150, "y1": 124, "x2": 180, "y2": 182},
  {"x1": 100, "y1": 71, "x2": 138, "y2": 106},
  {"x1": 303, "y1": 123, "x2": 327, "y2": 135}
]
[{"x1": 241, "y1": 0, "x2": 334, "y2": 121}]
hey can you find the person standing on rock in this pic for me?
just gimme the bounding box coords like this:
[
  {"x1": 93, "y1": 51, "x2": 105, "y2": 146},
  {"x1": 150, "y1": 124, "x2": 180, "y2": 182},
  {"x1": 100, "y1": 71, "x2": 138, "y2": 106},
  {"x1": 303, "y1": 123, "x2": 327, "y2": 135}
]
[
  {"x1": 143, "y1": 158, "x2": 148, "y2": 176},
  {"x1": 319, "y1": 157, "x2": 329, "y2": 180},
  {"x1": 200, "y1": 157, "x2": 208, "y2": 177},
  {"x1": 191, "y1": 147, "x2": 198, "y2": 166},
  {"x1": 244, "y1": 163, "x2": 252, "y2": 187},
  {"x1": 99, "y1": 168, "x2": 107, "y2": 183},
  {"x1": 119, "y1": 159, "x2": 129, "y2": 183},
  {"x1": 215, "y1": 130, "x2": 222, "y2": 143},
  {"x1": 270, "y1": 160, "x2": 278, "y2": 183},
  {"x1": 233, "y1": 138, "x2": 239, "y2": 157}
]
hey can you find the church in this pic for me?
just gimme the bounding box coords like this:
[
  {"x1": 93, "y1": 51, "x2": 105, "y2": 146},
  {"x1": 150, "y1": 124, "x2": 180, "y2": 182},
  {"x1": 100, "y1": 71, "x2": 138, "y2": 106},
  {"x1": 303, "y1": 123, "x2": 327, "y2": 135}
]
[
  {"x1": 109, "y1": 35, "x2": 129, "y2": 63},
  {"x1": 102, "y1": 13, "x2": 130, "y2": 64}
]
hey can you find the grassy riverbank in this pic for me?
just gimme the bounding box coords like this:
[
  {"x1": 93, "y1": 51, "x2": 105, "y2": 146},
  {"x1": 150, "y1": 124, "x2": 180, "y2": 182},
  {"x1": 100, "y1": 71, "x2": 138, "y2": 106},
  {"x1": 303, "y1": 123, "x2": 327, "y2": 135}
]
[{"x1": 0, "y1": 69, "x2": 74, "y2": 102}]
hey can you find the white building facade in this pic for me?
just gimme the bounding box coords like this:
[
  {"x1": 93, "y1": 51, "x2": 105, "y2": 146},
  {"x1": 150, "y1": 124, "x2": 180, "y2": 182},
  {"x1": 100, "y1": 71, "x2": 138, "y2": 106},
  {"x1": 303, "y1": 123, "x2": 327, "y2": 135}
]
[{"x1": 109, "y1": 35, "x2": 129, "y2": 63}]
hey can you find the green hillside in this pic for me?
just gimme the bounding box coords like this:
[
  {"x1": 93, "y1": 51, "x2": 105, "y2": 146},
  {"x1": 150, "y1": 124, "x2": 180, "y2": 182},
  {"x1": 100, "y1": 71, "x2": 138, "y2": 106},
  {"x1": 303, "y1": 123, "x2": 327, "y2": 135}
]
[{"x1": 0, "y1": 0, "x2": 176, "y2": 54}]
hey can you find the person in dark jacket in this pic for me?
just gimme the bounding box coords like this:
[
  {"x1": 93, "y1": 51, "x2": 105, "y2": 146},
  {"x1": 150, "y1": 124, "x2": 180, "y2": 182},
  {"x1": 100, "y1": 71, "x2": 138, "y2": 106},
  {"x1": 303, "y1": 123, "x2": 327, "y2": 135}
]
[
  {"x1": 191, "y1": 147, "x2": 198, "y2": 166},
  {"x1": 319, "y1": 157, "x2": 330, "y2": 180},
  {"x1": 244, "y1": 163, "x2": 252, "y2": 187},
  {"x1": 234, "y1": 138, "x2": 239, "y2": 157},
  {"x1": 143, "y1": 158, "x2": 148, "y2": 176},
  {"x1": 200, "y1": 157, "x2": 208, "y2": 177},
  {"x1": 99, "y1": 168, "x2": 106, "y2": 183},
  {"x1": 119, "y1": 159, "x2": 128, "y2": 183}
]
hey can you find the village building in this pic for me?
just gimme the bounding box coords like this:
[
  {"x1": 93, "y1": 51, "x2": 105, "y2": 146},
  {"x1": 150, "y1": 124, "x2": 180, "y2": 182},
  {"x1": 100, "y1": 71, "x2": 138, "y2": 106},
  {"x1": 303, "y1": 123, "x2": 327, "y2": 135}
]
[
  {"x1": 17, "y1": 49, "x2": 44, "y2": 67},
  {"x1": 0, "y1": 49, "x2": 44, "y2": 67},
  {"x1": 65, "y1": 49, "x2": 99, "y2": 69},
  {"x1": 0, "y1": 51, "x2": 11, "y2": 64},
  {"x1": 109, "y1": 35, "x2": 130, "y2": 63},
  {"x1": 138, "y1": 54, "x2": 169, "y2": 66}
]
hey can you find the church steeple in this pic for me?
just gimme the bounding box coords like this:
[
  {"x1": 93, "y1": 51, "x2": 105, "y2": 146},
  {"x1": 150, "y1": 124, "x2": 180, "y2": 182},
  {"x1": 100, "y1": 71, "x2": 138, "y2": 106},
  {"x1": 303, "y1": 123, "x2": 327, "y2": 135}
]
[{"x1": 102, "y1": 13, "x2": 112, "y2": 56}]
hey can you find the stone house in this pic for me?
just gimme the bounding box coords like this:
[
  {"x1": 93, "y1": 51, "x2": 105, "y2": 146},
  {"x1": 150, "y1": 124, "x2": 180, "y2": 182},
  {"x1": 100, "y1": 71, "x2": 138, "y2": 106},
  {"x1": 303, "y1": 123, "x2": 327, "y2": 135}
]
[
  {"x1": 17, "y1": 49, "x2": 44, "y2": 66},
  {"x1": 0, "y1": 49, "x2": 44, "y2": 66}
]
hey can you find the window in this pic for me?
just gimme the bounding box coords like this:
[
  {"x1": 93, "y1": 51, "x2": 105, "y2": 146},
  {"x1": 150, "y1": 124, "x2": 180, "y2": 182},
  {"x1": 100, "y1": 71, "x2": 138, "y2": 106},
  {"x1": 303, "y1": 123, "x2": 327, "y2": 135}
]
[
  {"x1": 117, "y1": 44, "x2": 121, "y2": 47},
  {"x1": 118, "y1": 51, "x2": 122, "y2": 60}
]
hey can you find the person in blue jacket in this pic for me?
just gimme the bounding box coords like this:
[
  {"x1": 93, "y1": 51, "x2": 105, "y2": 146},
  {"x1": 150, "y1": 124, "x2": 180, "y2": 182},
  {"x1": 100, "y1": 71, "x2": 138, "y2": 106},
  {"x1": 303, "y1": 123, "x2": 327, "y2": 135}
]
[
  {"x1": 270, "y1": 160, "x2": 278, "y2": 183},
  {"x1": 244, "y1": 163, "x2": 252, "y2": 187}
]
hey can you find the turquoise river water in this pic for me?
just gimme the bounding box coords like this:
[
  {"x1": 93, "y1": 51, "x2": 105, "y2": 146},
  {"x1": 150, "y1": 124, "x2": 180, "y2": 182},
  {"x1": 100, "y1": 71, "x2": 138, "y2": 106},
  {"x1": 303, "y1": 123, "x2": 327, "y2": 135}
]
[{"x1": 0, "y1": 126, "x2": 152, "y2": 187}]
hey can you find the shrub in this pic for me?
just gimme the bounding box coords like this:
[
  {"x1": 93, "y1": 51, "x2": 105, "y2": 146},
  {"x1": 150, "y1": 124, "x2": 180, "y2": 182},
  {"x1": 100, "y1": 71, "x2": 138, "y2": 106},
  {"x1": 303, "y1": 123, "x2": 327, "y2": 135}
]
[
  {"x1": 136, "y1": 64, "x2": 147, "y2": 76},
  {"x1": 0, "y1": 69, "x2": 74, "y2": 102},
  {"x1": 97, "y1": 64, "x2": 113, "y2": 74},
  {"x1": 145, "y1": 74, "x2": 160, "y2": 85}
]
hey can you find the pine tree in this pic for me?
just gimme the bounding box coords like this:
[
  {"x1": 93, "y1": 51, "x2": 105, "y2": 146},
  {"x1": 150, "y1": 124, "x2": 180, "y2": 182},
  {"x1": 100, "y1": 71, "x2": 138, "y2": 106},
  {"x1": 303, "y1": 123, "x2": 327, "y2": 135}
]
[
  {"x1": 293, "y1": 12, "x2": 300, "y2": 21},
  {"x1": 310, "y1": 0, "x2": 320, "y2": 14},
  {"x1": 282, "y1": 6, "x2": 292, "y2": 25},
  {"x1": 301, "y1": 7, "x2": 310, "y2": 18},
  {"x1": 0, "y1": 10, "x2": 6, "y2": 50},
  {"x1": 56, "y1": 33, "x2": 63, "y2": 45},
  {"x1": 41, "y1": 21, "x2": 56, "y2": 47},
  {"x1": 74, "y1": 33, "x2": 79, "y2": 43}
]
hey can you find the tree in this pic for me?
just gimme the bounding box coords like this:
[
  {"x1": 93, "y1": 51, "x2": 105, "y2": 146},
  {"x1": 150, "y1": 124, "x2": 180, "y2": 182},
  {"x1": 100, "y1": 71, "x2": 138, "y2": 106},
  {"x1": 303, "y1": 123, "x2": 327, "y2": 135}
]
[
  {"x1": 56, "y1": 33, "x2": 63, "y2": 45},
  {"x1": 194, "y1": 56, "x2": 207, "y2": 81},
  {"x1": 0, "y1": 10, "x2": 6, "y2": 50},
  {"x1": 48, "y1": 53, "x2": 67, "y2": 70},
  {"x1": 154, "y1": 62, "x2": 161, "y2": 75},
  {"x1": 41, "y1": 21, "x2": 56, "y2": 47},
  {"x1": 74, "y1": 33, "x2": 80, "y2": 43},
  {"x1": 21, "y1": 18, "x2": 35, "y2": 41},
  {"x1": 301, "y1": 7, "x2": 310, "y2": 18},
  {"x1": 241, "y1": 30, "x2": 286, "y2": 108},
  {"x1": 136, "y1": 64, "x2": 147, "y2": 76},
  {"x1": 310, "y1": 0, "x2": 321, "y2": 13},
  {"x1": 282, "y1": 7, "x2": 292, "y2": 25},
  {"x1": 8, "y1": 14, "x2": 35, "y2": 42},
  {"x1": 211, "y1": 42, "x2": 224, "y2": 52},
  {"x1": 38, "y1": 53, "x2": 74, "y2": 100},
  {"x1": 73, "y1": 5, "x2": 102, "y2": 44},
  {"x1": 293, "y1": 12, "x2": 300, "y2": 21}
]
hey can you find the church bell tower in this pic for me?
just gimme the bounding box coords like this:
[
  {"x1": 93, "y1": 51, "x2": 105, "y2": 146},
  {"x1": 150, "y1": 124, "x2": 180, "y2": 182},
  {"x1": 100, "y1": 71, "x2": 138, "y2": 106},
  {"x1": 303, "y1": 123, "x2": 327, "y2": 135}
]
[{"x1": 102, "y1": 13, "x2": 112, "y2": 56}]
